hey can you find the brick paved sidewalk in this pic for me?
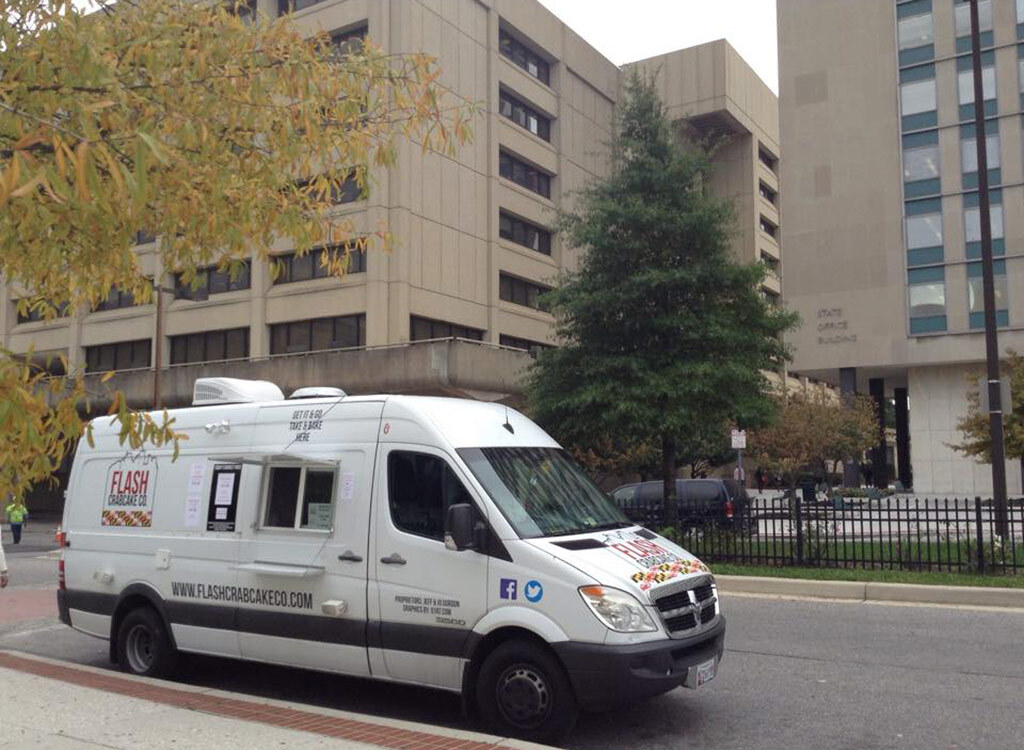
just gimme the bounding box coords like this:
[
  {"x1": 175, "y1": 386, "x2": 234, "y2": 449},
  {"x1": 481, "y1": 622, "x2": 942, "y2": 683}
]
[{"x1": 0, "y1": 651, "x2": 548, "y2": 750}]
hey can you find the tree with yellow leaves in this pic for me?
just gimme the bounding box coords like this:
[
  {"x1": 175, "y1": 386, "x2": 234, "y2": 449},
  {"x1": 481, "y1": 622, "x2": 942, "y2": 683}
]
[
  {"x1": 949, "y1": 350, "x2": 1024, "y2": 479},
  {"x1": 0, "y1": 0, "x2": 475, "y2": 501}
]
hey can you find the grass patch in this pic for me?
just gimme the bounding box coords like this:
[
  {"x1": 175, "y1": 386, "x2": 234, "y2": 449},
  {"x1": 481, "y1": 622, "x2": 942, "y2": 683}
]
[{"x1": 710, "y1": 563, "x2": 1024, "y2": 588}]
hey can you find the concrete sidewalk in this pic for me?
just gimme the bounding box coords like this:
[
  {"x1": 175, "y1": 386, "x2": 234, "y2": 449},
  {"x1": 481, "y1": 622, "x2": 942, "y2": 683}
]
[
  {"x1": 0, "y1": 651, "x2": 550, "y2": 750},
  {"x1": 717, "y1": 574, "x2": 1024, "y2": 608}
]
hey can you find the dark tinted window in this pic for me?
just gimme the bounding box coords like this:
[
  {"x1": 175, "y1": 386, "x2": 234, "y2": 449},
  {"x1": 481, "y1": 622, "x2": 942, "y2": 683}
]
[
  {"x1": 499, "y1": 29, "x2": 550, "y2": 85},
  {"x1": 409, "y1": 315, "x2": 484, "y2": 341},
  {"x1": 269, "y1": 314, "x2": 365, "y2": 354},
  {"x1": 499, "y1": 90, "x2": 551, "y2": 141},
  {"x1": 272, "y1": 244, "x2": 366, "y2": 284},
  {"x1": 684, "y1": 481, "x2": 722, "y2": 504},
  {"x1": 84, "y1": 340, "x2": 151, "y2": 372},
  {"x1": 499, "y1": 274, "x2": 551, "y2": 311},
  {"x1": 388, "y1": 451, "x2": 473, "y2": 542},
  {"x1": 170, "y1": 328, "x2": 250, "y2": 364},
  {"x1": 175, "y1": 261, "x2": 251, "y2": 300},
  {"x1": 499, "y1": 151, "x2": 551, "y2": 198},
  {"x1": 499, "y1": 212, "x2": 551, "y2": 254}
]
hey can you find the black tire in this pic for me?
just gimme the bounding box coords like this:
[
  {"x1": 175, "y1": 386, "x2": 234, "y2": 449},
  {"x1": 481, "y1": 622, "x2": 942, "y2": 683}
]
[
  {"x1": 475, "y1": 639, "x2": 579, "y2": 744},
  {"x1": 115, "y1": 607, "x2": 177, "y2": 678}
]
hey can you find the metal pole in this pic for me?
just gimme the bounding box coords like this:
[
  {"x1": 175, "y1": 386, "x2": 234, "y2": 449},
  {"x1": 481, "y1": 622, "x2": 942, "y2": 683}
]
[
  {"x1": 153, "y1": 283, "x2": 162, "y2": 409},
  {"x1": 969, "y1": 0, "x2": 1008, "y2": 537}
]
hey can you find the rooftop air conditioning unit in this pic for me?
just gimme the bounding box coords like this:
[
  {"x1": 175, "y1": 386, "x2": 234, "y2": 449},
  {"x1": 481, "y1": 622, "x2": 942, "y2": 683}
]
[
  {"x1": 289, "y1": 387, "x2": 347, "y2": 399},
  {"x1": 192, "y1": 378, "x2": 284, "y2": 406}
]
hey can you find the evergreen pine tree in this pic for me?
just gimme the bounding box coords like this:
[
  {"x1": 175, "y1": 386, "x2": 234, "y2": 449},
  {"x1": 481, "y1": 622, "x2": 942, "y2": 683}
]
[{"x1": 528, "y1": 72, "x2": 797, "y2": 526}]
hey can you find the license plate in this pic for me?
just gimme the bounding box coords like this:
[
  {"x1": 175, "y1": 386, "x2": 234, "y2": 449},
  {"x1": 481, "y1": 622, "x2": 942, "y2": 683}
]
[{"x1": 695, "y1": 658, "x2": 717, "y2": 687}]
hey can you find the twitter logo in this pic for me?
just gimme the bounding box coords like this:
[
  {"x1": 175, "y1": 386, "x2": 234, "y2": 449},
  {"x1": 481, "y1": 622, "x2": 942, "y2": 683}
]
[{"x1": 524, "y1": 580, "x2": 543, "y2": 603}]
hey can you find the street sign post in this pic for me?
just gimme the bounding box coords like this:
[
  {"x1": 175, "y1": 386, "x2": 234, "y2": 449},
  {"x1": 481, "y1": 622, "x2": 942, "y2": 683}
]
[{"x1": 732, "y1": 430, "x2": 747, "y2": 485}]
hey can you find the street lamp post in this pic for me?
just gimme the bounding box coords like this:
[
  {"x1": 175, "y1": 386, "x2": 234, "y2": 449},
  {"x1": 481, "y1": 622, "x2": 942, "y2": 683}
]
[{"x1": 968, "y1": 0, "x2": 1009, "y2": 537}]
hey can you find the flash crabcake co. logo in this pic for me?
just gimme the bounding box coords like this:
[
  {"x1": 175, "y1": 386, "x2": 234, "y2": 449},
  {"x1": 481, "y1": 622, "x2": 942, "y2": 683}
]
[{"x1": 101, "y1": 451, "x2": 158, "y2": 527}]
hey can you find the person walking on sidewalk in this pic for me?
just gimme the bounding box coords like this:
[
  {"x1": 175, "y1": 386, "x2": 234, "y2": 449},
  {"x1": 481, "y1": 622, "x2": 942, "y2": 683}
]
[
  {"x1": 5, "y1": 499, "x2": 27, "y2": 545},
  {"x1": 0, "y1": 535, "x2": 8, "y2": 587}
]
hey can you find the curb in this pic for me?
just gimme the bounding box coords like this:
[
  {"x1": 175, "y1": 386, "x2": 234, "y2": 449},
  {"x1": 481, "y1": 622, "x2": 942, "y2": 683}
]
[
  {"x1": 0, "y1": 650, "x2": 555, "y2": 750},
  {"x1": 715, "y1": 574, "x2": 1024, "y2": 609}
]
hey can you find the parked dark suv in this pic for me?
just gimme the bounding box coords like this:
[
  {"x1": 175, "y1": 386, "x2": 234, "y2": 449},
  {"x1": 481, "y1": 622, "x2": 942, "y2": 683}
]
[{"x1": 611, "y1": 478, "x2": 752, "y2": 530}]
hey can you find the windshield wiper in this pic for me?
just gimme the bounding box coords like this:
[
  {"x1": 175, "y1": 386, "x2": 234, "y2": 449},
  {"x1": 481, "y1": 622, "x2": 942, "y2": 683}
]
[{"x1": 583, "y1": 521, "x2": 634, "y2": 532}]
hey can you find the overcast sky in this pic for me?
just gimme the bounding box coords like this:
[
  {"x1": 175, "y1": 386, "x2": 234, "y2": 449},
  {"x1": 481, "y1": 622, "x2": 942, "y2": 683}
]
[{"x1": 535, "y1": 0, "x2": 778, "y2": 94}]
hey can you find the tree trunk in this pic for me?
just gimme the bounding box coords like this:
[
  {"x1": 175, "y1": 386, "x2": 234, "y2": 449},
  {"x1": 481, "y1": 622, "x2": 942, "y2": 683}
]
[{"x1": 662, "y1": 434, "x2": 678, "y2": 528}]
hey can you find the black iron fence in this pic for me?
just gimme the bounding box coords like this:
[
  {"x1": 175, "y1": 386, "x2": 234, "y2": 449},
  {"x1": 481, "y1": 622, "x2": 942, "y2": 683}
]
[{"x1": 621, "y1": 495, "x2": 1024, "y2": 574}]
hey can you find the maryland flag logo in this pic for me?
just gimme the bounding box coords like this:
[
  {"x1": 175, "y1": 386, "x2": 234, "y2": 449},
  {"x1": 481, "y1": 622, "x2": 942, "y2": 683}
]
[
  {"x1": 631, "y1": 558, "x2": 709, "y2": 590},
  {"x1": 101, "y1": 510, "x2": 153, "y2": 527}
]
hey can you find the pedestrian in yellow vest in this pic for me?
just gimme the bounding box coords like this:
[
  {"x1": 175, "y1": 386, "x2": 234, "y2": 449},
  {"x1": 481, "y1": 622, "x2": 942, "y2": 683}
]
[{"x1": 5, "y1": 499, "x2": 27, "y2": 545}]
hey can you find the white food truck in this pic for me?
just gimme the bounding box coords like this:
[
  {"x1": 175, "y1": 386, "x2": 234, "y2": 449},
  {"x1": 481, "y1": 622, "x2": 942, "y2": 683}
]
[{"x1": 58, "y1": 378, "x2": 725, "y2": 741}]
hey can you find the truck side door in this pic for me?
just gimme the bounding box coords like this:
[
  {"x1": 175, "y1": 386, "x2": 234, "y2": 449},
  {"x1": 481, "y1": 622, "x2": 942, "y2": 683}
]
[{"x1": 369, "y1": 445, "x2": 489, "y2": 689}]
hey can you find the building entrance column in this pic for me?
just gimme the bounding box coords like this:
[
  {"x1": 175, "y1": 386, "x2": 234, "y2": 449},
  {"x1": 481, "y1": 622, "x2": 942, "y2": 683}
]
[
  {"x1": 840, "y1": 367, "x2": 860, "y2": 487},
  {"x1": 894, "y1": 387, "x2": 911, "y2": 489},
  {"x1": 869, "y1": 378, "x2": 888, "y2": 489}
]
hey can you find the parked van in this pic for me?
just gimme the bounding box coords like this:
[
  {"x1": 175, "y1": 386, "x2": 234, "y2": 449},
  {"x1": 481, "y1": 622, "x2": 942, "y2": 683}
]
[{"x1": 58, "y1": 378, "x2": 724, "y2": 742}]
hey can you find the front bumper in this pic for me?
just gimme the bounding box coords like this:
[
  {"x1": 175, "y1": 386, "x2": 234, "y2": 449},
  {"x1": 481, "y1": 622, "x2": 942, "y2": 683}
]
[{"x1": 552, "y1": 617, "x2": 725, "y2": 711}]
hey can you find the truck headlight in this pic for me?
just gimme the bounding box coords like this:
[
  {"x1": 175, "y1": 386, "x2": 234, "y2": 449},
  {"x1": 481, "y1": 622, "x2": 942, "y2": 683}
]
[{"x1": 578, "y1": 586, "x2": 657, "y2": 633}]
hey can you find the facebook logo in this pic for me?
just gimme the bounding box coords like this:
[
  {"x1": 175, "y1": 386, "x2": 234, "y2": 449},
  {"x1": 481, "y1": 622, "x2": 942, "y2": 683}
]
[{"x1": 499, "y1": 578, "x2": 518, "y2": 600}]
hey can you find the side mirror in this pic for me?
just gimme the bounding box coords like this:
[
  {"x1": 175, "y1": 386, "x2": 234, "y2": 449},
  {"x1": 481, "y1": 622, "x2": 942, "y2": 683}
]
[{"x1": 445, "y1": 503, "x2": 477, "y2": 551}]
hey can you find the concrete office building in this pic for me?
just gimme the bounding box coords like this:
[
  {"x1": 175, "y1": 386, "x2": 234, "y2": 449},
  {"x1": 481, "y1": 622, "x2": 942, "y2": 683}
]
[
  {"x1": 2, "y1": 0, "x2": 782, "y2": 411},
  {"x1": 779, "y1": 0, "x2": 1024, "y2": 494}
]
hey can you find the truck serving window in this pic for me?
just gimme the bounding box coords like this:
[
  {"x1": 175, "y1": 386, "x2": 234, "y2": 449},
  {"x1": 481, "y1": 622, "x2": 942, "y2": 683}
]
[
  {"x1": 388, "y1": 451, "x2": 474, "y2": 542},
  {"x1": 458, "y1": 447, "x2": 630, "y2": 539},
  {"x1": 263, "y1": 466, "x2": 336, "y2": 530}
]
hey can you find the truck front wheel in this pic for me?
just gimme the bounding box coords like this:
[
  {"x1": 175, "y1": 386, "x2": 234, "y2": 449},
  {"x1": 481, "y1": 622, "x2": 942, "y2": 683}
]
[
  {"x1": 116, "y1": 607, "x2": 177, "y2": 679},
  {"x1": 475, "y1": 639, "x2": 579, "y2": 743}
]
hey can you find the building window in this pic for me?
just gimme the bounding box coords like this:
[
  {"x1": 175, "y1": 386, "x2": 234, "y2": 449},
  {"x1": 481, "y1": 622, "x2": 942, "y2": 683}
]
[
  {"x1": 499, "y1": 151, "x2": 551, "y2": 198},
  {"x1": 499, "y1": 29, "x2": 550, "y2": 85},
  {"x1": 908, "y1": 266, "x2": 946, "y2": 334},
  {"x1": 964, "y1": 193, "x2": 1004, "y2": 259},
  {"x1": 759, "y1": 215, "x2": 777, "y2": 238},
  {"x1": 758, "y1": 181, "x2": 777, "y2": 205},
  {"x1": 758, "y1": 146, "x2": 777, "y2": 172},
  {"x1": 409, "y1": 316, "x2": 484, "y2": 341},
  {"x1": 967, "y1": 260, "x2": 1009, "y2": 328},
  {"x1": 499, "y1": 212, "x2": 552, "y2": 255},
  {"x1": 898, "y1": 1, "x2": 933, "y2": 65},
  {"x1": 16, "y1": 299, "x2": 69, "y2": 324},
  {"x1": 499, "y1": 273, "x2": 550, "y2": 312},
  {"x1": 135, "y1": 228, "x2": 156, "y2": 245},
  {"x1": 331, "y1": 24, "x2": 367, "y2": 56},
  {"x1": 960, "y1": 125, "x2": 1000, "y2": 188},
  {"x1": 760, "y1": 251, "x2": 780, "y2": 277},
  {"x1": 955, "y1": 0, "x2": 993, "y2": 52},
  {"x1": 296, "y1": 173, "x2": 362, "y2": 205},
  {"x1": 174, "y1": 261, "x2": 251, "y2": 300},
  {"x1": 902, "y1": 130, "x2": 940, "y2": 197},
  {"x1": 272, "y1": 244, "x2": 367, "y2": 284},
  {"x1": 270, "y1": 314, "x2": 366, "y2": 355},
  {"x1": 499, "y1": 90, "x2": 551, "y2": 141},
  {"x1": 900, "y1": 64, "x2": 936, "y2": 130},
  {"x1": 904, "y1": 197, "x2": 943, "y2": 267},
  {"x1": 93, "y1": 284, "x2": 145, "y2": 312},
  {"x1": 85, "y1": 340, "x2": 151, "y2": 373},
  {"x1": 499, "y1": 334, "x2": 551, "y2": 358},
  {"x1": 1018, "y1": 0, "x2": 1024, "y2": 38},
  {"x1": 957, "y1": 53, "x2": 996, "y2": 121},
  {"x1": 170, "y1": 328, "x2": 250, "y2": 365},
  {"x1": 278, "y1": 0, "x2": 327, "y2": 15}
]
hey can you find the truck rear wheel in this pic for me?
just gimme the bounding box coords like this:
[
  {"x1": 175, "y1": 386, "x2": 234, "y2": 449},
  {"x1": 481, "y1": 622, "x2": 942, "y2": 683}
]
[
  {"x1": 475, "y1": 639, "x2": 578, "y2": 743},
  {"x1": 116, "y1": 607, "x2": 177, "y2": 679}
]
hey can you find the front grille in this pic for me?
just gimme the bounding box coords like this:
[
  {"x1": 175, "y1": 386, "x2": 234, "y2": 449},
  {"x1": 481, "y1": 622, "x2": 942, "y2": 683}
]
[
  {"x1": 665, "y1": 612, "x2": 697, "y2": 632},
  {"x1": 652, "y1": 575, "x2": 718, "y2": 637},
  {"x1": 655, "y1": 590, "x2": 692, "y2": 613}
]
